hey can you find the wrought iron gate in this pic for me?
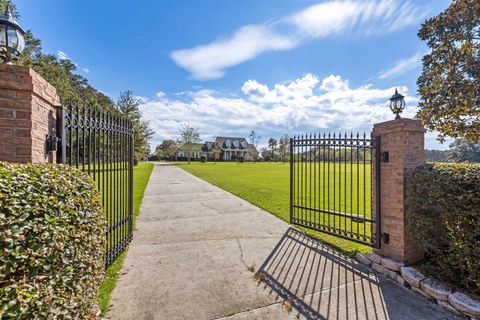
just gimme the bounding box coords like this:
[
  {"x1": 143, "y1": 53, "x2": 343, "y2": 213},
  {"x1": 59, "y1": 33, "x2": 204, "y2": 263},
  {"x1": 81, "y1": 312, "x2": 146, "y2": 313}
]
[
  {"x1": 56, "y1": 102, "x2": 134, "y2": 266},
  {"x1": 289, "y1": 133, "x2": 381, "y2": 248}
]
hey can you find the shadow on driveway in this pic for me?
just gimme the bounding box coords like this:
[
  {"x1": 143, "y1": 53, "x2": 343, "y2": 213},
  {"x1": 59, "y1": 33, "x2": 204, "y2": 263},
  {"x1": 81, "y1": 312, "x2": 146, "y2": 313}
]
[{"x1": 256, "y1": 228, "x2": 455, "y2": 320}]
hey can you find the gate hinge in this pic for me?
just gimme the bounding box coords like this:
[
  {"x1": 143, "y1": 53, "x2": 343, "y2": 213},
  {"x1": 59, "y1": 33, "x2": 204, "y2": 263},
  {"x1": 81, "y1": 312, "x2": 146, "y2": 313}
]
[{"x1": 46, "y1": 134, "x2": 60, "y2": 153}]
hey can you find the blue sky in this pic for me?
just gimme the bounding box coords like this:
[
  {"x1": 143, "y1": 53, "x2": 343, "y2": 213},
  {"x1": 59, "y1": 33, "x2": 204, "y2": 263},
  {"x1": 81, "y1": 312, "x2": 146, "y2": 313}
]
[{"x1": 16, "y1": 0, "x2": 452, "y2": 149}]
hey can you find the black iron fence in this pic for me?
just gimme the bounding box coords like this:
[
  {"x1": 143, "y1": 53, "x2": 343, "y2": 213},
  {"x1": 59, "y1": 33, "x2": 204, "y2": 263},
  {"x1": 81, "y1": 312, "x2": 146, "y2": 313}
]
[
  {"x1": 290, "y1": 132, "x2": 380, "y2": 248},
  {"x1": 57, "y1": 102, "x2": 134, "y2": 267}
]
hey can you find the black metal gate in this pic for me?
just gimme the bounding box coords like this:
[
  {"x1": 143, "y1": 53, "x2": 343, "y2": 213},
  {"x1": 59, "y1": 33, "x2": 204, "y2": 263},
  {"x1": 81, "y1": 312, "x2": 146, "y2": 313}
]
[
  {"x1": 289, "y1": 133, "x2": 381, "y2": 248},
  {"x1": 56, "y1": 102, "x2": 134, "y2": 266}
]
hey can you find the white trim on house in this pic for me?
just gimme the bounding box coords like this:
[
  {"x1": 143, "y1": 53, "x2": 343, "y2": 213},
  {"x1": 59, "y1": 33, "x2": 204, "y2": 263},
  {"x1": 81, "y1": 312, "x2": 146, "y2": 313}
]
[{"x1": 173, "y1": 136, "x2": 258, "y2": 161}]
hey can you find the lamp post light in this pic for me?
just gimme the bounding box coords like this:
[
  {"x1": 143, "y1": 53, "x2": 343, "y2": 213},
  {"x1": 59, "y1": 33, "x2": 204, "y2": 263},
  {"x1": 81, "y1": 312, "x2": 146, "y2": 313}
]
[
  {"x1": 0, "y1": 8, "x2": 26, "y2": 64},
  {"x1": 389, "y1": 88, "x2": 405, "y2": 120}
]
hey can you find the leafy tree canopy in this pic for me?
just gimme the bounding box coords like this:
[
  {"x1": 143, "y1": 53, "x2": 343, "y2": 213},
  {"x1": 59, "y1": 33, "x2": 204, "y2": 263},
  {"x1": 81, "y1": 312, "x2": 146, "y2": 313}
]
[
  {"x1": 155, "y1": 139, "x2": 179, "y2": 160},
  {"x1": 2, "y1": 0, "x2": 154, "y2": 160},
  {"x1": 117, "y1": 91, "x2": 154, "y2": 160},
  {"x1": 0, "y1": 0, "x2": 116, "y2": 110},
  {"x1": 447, "y1": 138, "x2": 480, "y2": 162},
  {"x1": 417, "y1": 0, "x2": 480, "y2": 142},
  {"x1": 179, "y1": 124, "x2": 201, "y2": 163}
]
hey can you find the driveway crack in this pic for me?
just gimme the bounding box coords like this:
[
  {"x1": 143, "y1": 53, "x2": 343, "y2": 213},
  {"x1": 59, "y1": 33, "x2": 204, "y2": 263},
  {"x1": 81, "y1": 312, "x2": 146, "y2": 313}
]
[
  {"x1": 236, "y1": 238, "x2": 248, "y2": 268},
  {"x1": 200, "y1": 201, "x2": 220, "y2": 214}
]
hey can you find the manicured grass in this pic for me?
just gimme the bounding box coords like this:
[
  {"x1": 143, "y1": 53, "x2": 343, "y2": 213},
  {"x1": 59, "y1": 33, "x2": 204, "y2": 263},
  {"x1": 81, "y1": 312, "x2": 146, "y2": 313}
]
[
  {"x1": 176, "y1": 161, "x2": 372, "y2": 255},
  {"x1": 98, "y1": 162, "x2": 154, "y2": 314}
]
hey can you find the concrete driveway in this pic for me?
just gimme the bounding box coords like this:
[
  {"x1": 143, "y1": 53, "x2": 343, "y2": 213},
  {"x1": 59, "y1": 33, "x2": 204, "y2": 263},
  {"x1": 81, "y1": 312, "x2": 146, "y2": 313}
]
[{"x1": 108, "y1": 163, "x2": 455, "y2": 320}]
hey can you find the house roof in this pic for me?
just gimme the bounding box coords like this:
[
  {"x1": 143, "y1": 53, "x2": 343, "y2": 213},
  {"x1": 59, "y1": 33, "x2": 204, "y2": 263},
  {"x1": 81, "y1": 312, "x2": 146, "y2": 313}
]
[
  {"x1": 202, "y1": 141, "x2": 215, "y2": 152},
  {"x1": 179, "y1": 137, "x2": 258, "y2": 153},
  {"x1": 215, "y1": 136, "x2": 249, "y2": 150}
]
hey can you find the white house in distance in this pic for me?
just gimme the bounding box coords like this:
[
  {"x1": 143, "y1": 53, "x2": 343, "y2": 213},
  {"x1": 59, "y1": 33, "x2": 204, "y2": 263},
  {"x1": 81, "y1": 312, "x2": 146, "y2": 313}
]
[{"x1": 175, "y1": 136, "x2": 258, "y2": 161}]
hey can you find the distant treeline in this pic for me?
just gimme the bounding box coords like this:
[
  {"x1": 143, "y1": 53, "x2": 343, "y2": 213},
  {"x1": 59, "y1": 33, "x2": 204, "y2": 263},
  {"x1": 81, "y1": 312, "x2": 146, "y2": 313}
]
[
  {"x1": 425, "y1": 149, "x2": 450, "y2": 162},
  {"x1": 426, "y1": 139, "x2": 480, "y2": 163}
]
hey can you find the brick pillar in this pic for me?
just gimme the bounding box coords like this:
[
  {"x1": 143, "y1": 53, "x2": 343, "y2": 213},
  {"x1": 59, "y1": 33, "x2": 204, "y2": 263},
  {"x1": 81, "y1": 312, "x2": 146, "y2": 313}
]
[
  {"x1": 372, "y1": 118, "x2": 425, "y2": 264},
  {"x1": 0, "y1": 64, "x2": 61, "y2": 163}
]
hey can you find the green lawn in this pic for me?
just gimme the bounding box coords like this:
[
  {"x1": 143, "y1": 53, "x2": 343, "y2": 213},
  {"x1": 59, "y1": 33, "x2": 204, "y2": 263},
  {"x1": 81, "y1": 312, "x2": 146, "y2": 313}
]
[
  {"x1": 98, "y1": 162, "x2": 154, "y2": 314},
  {"x1": 176, "y1": 161, "x2": 372, "y2": 255}
]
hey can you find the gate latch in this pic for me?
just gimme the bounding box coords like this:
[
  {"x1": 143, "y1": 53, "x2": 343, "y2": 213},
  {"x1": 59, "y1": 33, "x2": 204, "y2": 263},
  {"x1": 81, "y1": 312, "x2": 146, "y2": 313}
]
[
  {"x1": 381, "y1": 151, "x2": 389, "y2": 162},
  {"x1": 381, "y1": 233, "x2": 390, "y2": 244},
  {"x1": 46, "y1": 134, "x2": 59, "y2": 153}
]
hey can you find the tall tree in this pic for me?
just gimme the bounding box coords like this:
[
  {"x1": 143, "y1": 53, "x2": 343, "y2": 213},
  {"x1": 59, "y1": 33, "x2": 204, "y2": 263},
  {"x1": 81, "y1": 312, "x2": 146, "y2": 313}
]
[
  {"x1": 417, "y1": 0, "x2": 480, "y2": 142},
  {"x1": 117, "y1": 91, "x2": 154, "y2": 162},
  {"x1": 211, "y1": 138, "x2": 222, "y2": 163},
  {"x1": 155, "y1": 140, "x2": 178, "y2": 161},
  {"x1": 279, "y1": 134, "x2": 290, "y2": 163},
  {"x1": 447, "y1": 139, "x2": 480, "y2": 163},
  {"x1": 268, "y1": 138, "x2": 278, "y2": 161},
  {"x1": 179, "y1": 124, "x2": 201, "y2": 164},
  {"x1": 248, "y1": 130, "x2": 261, "y2": 163},
  {"x1": 4, "y1": 0, "x2": 153, "y2": 164}
]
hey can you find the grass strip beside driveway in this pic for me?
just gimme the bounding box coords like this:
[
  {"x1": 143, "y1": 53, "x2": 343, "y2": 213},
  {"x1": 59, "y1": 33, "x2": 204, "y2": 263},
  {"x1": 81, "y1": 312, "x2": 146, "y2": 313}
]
[{"x1": 98, "y1": 162, "x2": 154, "y2": 313}]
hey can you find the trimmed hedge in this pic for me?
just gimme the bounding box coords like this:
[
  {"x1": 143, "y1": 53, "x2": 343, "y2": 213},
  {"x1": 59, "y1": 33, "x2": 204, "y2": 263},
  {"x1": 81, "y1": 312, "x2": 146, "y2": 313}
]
[
  {"x1": 0, "y1": 162, "x2": 105, "y2": 319},
  {"x1": 406, "y1": 163, "x2": 480, "y2": 295}
]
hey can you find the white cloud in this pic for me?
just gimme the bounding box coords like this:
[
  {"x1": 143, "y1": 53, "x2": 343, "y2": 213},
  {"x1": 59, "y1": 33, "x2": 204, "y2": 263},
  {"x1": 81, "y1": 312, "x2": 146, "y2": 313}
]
[
  {"x1": 170, "y1": 0, "x2": 427, "y2": 80},
  {"x1": 171, "y1": 25, "x2": 296, "y2": 80},
  {"x1": 289, "y1": 1, "x2": 363, "y2": 38},
  {"x1": 81, "y1": 68, "x2": 90, "y2": 73},
  {"x1": 241, "y1": 73, "x2": 320, "y2": 104},
  {"x1": 57, "y1": 50, "x2": 70, "y2": 61},
  {"x1": 290, "y1": 0, "x2": 425, "y2": 38},
  {"x1": 140, "y1": 73, "x2": 416, "y2": 148},
  {"x1": 378, "y1": 51, "x2": 425, "y2": 79}
]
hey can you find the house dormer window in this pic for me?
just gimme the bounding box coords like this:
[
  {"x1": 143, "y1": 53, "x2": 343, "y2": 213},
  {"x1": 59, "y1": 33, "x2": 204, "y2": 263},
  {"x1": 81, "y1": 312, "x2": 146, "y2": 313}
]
[{"x1": 224, "y1": 140, "x2": 231, "y2": 149}]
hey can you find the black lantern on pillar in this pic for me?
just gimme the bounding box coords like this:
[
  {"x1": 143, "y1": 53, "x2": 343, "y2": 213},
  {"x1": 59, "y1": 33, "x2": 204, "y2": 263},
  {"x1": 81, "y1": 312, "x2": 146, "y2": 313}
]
[
  {"x1": 0, "y1": 9, "x2": 25, "y2": 64},
  {"x1": 389, "y1": 88, "x2": 405, "y2": 119}
]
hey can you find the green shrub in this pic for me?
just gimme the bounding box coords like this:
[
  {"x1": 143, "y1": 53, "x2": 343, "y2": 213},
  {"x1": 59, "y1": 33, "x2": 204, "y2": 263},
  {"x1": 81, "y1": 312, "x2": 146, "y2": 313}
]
[
  {"x1": 238, "y1": 155, "x2": 245, "y2": 163},
  {"x1": 200, "y1": 155, "x2": 207, "y2": 163},
  {"x1": 0, "y1": 162, "x2": 105, "y2": 319},
  {"x1": 406, "y1": 163, "x2": 480, "y2": 295}
]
